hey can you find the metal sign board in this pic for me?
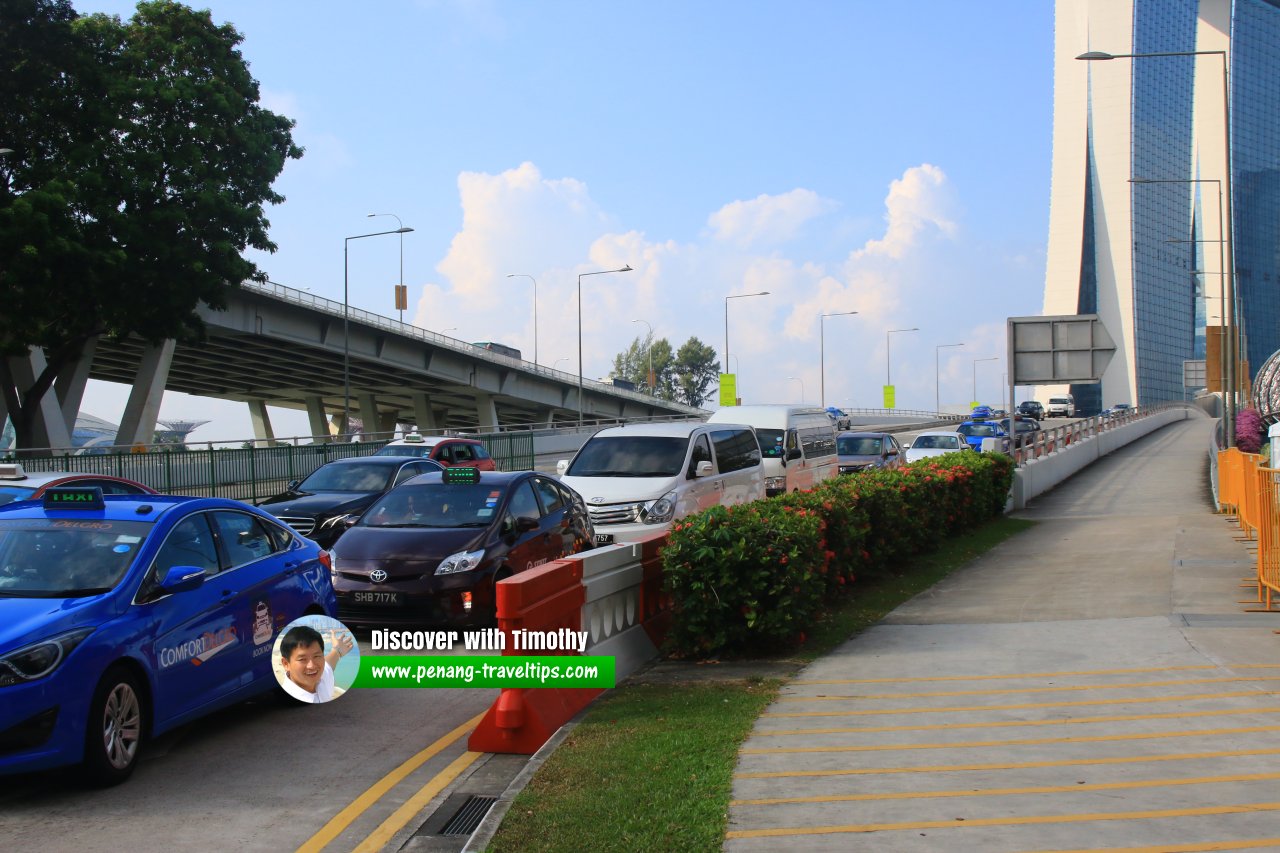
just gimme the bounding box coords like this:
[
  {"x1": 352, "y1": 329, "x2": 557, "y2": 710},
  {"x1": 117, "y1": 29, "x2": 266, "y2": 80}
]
[
  {"x1": 1008, "y1": 314, "x2": 1116, "y2": 385},
  {"x1": 1183, "y1": 359, "x2": 1206, "y2": 388},
  {"x1": 718, "y1": 374, "x2": 737, "y2": 407}
]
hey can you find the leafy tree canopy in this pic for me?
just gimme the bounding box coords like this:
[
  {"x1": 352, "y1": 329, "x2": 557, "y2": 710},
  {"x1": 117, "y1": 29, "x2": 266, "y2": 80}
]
[
  {"x1": 610, "y1": 334, "x2": 718, "y2": 407},
  {"x1": 0, "y1": 0, "x2": 301, "y2": 448}
]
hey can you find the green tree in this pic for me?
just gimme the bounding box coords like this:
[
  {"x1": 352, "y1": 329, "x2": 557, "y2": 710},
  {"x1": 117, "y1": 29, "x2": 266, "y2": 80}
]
[
  {"x1": 611, "y1": 334, "x2": 678, "y2": 400},
  {"x1": 0, "y1": 0, "x2": 301, "y2": 451},
  {"x1": 673, "y1": 336, "x2": 720, "y2": 407}
]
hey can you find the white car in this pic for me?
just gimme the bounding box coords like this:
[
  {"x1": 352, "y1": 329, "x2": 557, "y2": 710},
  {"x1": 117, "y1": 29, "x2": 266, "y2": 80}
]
[{"x1": 904, "y1": 430, "x2": 970, "y2": 463}]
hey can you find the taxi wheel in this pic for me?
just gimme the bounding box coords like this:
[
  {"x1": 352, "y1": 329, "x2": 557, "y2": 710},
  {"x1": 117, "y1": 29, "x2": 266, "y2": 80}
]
[{"x1": 83, "y1": 665, "x2": 146, "y2": 786}]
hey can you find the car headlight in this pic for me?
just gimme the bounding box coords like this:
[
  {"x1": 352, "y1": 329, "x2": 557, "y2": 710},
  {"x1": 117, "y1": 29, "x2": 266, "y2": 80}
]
[
  {"x1": 319, "y1": 514, "x2": 357, "y2": 530},
  {"x1": 643, "y1": 491, "x2": 677, "y2": 525},
  {"x1": 0, "y1": 628, "x2": 94, "y2": 688},
  {"x1": 765, "y1": 476, "x2": 787, "y2": 491},
  {"x1": 435, "y1": 549, "x2": 486, "y2": 575}
]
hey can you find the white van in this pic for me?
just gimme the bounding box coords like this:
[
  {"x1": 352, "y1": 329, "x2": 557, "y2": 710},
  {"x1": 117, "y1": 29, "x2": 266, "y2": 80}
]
[
  {"x1": 556, "y1": 422, "x2": 765, "y2": 545},
  {"x1": 706, "y1": 405, "x2": 838, "y2": 496},
  {"x1": 1045, "y1": 395, "x2": 1075, "y2": 418}
]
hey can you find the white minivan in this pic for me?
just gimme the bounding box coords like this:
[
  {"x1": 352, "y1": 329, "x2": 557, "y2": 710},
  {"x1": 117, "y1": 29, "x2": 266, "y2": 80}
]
[
  {"x1": 707, "y1": 405, "x2": 838, "y2": 496},
  {"x1": 556, "y1": 422, "x2": 765, "y2": 545}
]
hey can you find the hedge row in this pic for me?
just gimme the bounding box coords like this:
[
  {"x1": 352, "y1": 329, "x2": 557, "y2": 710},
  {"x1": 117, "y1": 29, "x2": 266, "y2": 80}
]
[{"x1": 659, "y1": 451, "x2": 1014, "y2": 657}]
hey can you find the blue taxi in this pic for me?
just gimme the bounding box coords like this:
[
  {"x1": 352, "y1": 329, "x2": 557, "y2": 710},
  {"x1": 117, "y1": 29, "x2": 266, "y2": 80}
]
[{"x1": 0, "y1": 488, "x2": 336, "y2": 784}]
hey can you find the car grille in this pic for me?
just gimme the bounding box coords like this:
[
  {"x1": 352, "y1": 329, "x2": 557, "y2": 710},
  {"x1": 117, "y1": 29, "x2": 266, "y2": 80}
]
[
  {"x1": 839, "y1": 464, "x2": 868, "y2": 474},
  {"x1": 587, "y1": 502, "x2": 645, "y2": 526},
  {"x1": 277, "y1": 516, "x2": 316, "y2": 537}
]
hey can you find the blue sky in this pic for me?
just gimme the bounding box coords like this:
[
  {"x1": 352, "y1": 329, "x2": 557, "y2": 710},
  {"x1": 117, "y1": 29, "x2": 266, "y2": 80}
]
[{"x1": 75, "y1": 0, "x2": 1055, "y2": 442}]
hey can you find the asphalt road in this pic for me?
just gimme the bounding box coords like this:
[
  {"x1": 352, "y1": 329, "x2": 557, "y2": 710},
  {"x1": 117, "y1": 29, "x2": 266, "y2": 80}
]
[{"x1": 0, "y1": 634, "x2": 497, "y2": 853}]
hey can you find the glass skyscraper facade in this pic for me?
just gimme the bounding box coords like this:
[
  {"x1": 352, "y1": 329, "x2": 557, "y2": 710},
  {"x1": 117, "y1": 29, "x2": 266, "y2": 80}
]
[{"x1": 1046, "y1": 0, "x2": 1280, "y2": 411}]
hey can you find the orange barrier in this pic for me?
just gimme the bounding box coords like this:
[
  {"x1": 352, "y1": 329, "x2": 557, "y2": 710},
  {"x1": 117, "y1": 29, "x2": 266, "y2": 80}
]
[
  {"x1": 467, "y1": 559, "x2": 597, "y2": 755},
  {"x1": 1218, "y1": 449, "x2": 1240, "y2": 514},
  {"x1": 1256, "y1": 466, "x2": 1280, "y2": 610},
  {"x1": 1239, "y1": 452, "x2": 1263, "y2": 540}
]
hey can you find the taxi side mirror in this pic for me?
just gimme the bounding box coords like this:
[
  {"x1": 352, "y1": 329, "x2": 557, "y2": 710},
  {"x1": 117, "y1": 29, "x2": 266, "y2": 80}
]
[
  {"x1": 515, "y1": 516, "x2": 540, "y2": 533},
  {"x1": 158, "y1": 566, "x2": 205, "y2": 595}
]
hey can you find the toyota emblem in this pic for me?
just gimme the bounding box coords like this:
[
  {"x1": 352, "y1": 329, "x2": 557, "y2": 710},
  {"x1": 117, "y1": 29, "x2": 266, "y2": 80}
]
[{"x1": 370, "y1": 569, "x2": 388, "y2": 583}]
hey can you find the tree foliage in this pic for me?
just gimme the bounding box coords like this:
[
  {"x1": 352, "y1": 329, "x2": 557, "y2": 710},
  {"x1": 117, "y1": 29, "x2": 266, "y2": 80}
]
[
  {"x1": 611, "y1": 334, "x2": 718, "y2": 406},
  {"x1": 0, "y1": 0, "x2": 301, "y2": 449}
]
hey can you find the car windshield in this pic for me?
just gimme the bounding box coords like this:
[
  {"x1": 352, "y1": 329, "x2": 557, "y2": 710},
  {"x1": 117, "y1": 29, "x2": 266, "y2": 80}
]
[
  {"x1": 838, "y1": 436, "x2": 881, "y2": 456},
  {"x1": 0, "y1": 518, "x2": 154, "y2": 597},
  {"x1": 958, "y1": 423, "x2": 998, "y2": 437},
  {"x1": 0, "y1": 484, "x2": 38, "y2": 508},
  {"x1": 298, "y1": 462, "x2": 396, "y2": 492},
  {"x1": 755, "y1": 430, "x2": 787, "y2": 459},
  {"x1": 360, "y1": 483, "x2": 502, "y2": 529},
  {"x1": 912, "y1": 435, "x2": 958, "y2": 450},
  {"x1": 565, "y1": 436, "x2": 689, "y2": 477},
  {"x1": 373, "y1": 444, "x2": 435, "y2": 458}
]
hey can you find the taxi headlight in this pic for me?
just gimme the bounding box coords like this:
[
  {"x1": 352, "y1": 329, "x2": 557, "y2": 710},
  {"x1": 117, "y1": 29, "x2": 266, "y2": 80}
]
[
  {"x1": 0, "y1": 628, "x2": 94, "y2": 688},
  {"x1": 643, "y1": 491, "x2": 677, "y2": 525},
  {"x1": 435, "y1": 549, "x2": 486, "y2": 576}
]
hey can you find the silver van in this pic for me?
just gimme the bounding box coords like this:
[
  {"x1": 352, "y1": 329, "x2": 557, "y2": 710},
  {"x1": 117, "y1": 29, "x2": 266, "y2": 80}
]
[{"x1": 556, "y1": 422, "x2": 765, "y2": 544}]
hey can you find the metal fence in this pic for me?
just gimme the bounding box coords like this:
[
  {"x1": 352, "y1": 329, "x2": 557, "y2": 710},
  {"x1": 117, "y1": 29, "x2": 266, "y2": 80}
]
[{"x1": 10, "y1": 432, "x2": 535, "y2": 505}]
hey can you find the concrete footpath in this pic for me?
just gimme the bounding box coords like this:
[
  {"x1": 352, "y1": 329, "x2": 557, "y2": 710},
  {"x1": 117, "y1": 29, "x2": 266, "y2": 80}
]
[{"x1": 726, "y1": 416, "x2": 1280, "y2": 852}]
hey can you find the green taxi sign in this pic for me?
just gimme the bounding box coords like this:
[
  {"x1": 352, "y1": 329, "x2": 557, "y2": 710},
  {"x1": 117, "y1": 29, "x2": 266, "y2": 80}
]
[
  {"x1": 442, "y1": 466, "x2": 481, "y2": 485},
  {"x1": 42, "y1": 486, "x2": 106, "y2": 510}
]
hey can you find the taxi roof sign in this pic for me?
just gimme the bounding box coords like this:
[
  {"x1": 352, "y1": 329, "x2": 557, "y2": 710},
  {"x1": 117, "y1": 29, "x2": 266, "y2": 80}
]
[
  {"x1": 442, "y1": 466, "x2": 481, "y2": 485},
  {"x1": 43, "y1": 486, "x2": 106, "y2": 510},
  {"x1": 402, "y1": 432, "x2": 425, "y2": 443}
]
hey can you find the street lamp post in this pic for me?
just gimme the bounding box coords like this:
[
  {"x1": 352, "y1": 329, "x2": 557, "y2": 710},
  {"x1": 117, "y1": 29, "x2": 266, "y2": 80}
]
[
  {"x1": 632, "y1": 319, "x2": 654, "y2": 394},
  {"x1": 885, "y1": 327, "x2": 919, "y2": 409},
  {"x1": 344, "y1": 226, "x2": 414, "y2": 439},
  {"x1": 786, "y1": 375, "x2": 805, "y2": 403},
  {"x1": 506, "y1": 274, "x2": 539, "y2": 365},
  {"x1": 972, "y1": 357, "x2": 999, "y2": 406},
  {"x1": 820, "y1": 310, "x2": 858, "y2": 407},
  {"x1": 724, "y1": 291, "x2": 771, "y2": 381},
  {"x1": 935, "y1": 343, "x2": 965, "y2": 414},
  {"x1": 578, "y1": 265, "x2": 633, "y2": 426},
  {"x1": 367, "y1": 213, "x2": 406, "y2": 323},
  {"x1": 1078, "y1": 48, "x2": 1236, "y2": 446}
]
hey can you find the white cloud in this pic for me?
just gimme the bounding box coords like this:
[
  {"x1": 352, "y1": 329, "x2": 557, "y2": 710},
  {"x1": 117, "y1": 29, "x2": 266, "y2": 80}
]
[
  {"x1": 853, "y1": 163, "x2": 957, "y2": 260},
  {"x1": 708, "y1": 189, "x2": 837, "y2": 247}
]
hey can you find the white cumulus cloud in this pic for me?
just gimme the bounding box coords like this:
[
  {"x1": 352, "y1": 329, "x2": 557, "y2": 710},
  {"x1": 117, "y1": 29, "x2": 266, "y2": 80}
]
[{"x1": 708, "y1": 189, "x2": 837, "y2": 247}]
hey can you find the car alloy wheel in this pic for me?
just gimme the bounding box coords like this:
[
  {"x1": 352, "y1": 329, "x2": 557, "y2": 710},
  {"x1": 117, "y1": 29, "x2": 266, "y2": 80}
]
[{"x1": 84, "y1": 665, "x2": 145, "y2": 785}]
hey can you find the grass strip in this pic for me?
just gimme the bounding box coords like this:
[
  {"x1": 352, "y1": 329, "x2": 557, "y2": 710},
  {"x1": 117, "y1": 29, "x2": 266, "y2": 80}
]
[{"x1": 487, "y1": 515, "x2": 1035, "y2": 852}]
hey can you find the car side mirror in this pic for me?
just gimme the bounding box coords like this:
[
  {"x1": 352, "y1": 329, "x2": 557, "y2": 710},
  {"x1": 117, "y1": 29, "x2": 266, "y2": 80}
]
[
  {"x1": 515, "y1": 516, "x2": 540, "y2": 533},
  {"x1": 886, "y1": 448, "x2": 898, "y2": 456},
  {"x1": 286, "y1": 479, "x2": 300, "y2": 492},
  {"x1": 158, "y1": 566, "x2": 204, "y2": 595},
  {"x1": 786, "y1": 448, "x2": 802, "y2": 462},
  {"x1": 694, "y1": 460, "x2": 714, "y2": 478},
  {"x1": 556, "y1": 460, "x2": 570, "y2": 476}
]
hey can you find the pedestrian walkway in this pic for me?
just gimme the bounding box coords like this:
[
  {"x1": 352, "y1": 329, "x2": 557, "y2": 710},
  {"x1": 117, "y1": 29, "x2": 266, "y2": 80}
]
[{"x1": 726, "y1": 416, "x2": 1280, "y2": 852}]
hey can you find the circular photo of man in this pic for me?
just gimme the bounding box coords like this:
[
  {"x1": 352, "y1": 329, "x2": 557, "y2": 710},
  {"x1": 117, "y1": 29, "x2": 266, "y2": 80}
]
[{"x1": 272, "y1": 615, "x2": 359, "y2": 704}]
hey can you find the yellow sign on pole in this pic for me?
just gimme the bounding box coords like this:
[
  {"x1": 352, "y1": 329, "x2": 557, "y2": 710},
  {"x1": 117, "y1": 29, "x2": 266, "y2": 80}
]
[
  {"x1": 882, "y1": 385, "x2": 895, "y2": 409},
  {"x1": 719, "y1": 374, "x2": 737, "y2": 407}
]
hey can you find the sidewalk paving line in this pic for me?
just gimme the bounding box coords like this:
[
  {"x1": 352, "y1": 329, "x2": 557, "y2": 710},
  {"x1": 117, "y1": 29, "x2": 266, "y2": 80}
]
[
  {"x1": 780, "y1": 675, "x2": 1280, "y2": 701},
  {"x1": 1019, "y1": 838, "x2": 1280, "y2": 853},
  {"x1": 764, "y1": 690, "x2": 1279, "y2": 718}
]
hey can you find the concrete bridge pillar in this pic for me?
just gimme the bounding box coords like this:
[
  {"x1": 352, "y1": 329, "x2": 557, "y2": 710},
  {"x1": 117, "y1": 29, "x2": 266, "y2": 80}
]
[
  {"x1": 248, "y1": 400, "x2": 276, "y2": 447},
  {"x1": 305, "y1": 396, "x2": 331, "y2": 441},
  {"x1": 6, "y1": 347, "x2": 73, "y2": 450},
  {"x1": 357, "y1": 393, "x2": 382, "y2": 440},
  {"x1": 475, "y1": 392, "x2": 499, "y2": 432},
  {"x1": 411, "y1": 392, "x2": 439, "y2": 433},
  {"x1": 331, "y1": 411, "x2": 351, "y2": 439},
  {"x1": 115, "y1": 340, "x2": 176, "y2": 448},
  {"x1": 55, "y1": 337, "x2": 96, "y2": 430}
]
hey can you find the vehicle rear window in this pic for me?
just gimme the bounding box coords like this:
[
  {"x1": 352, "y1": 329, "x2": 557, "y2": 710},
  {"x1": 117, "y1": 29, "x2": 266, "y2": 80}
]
[
  {"x1": 0, "y1": 518, "x2": 154, "y2": 597},
  {"x1": 565, "y1": 436, "x2": 688, "y2": 478}
]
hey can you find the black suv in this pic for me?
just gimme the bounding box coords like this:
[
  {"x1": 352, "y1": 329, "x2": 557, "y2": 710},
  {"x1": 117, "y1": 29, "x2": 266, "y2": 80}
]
[
  {"x1": 259, "y1": 456, "x2": 444, "y2": 548},
  {"x1": 1017, "y1": 400, "x2": 1045, "y2": 421}
]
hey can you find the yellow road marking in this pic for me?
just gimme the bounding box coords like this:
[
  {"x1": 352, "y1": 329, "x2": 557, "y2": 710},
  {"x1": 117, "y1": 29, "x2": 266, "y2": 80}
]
[
  {"x1": 296, "y1": 711, "x2": 486, "y2": 853},
  {"x1": 730, "y1": 771, "x2": 1280, "y2": 806},
  {"x1": 1023, "y1": 840, "x2": 1280, "y2": 853},
  {"x1": 724, "y1": 801, "x2": 1280, "y2": 839},
  {"x1": 736, "y1": 747, "x2": 1280, "y2": 778},
  {"x1": 780, "y1": 676, "x2": 1280, "y2": 701},
  {"x1": 756, "y1": 706, "x2": 1280, "y2": 737},
  {"x1": 764, "y1": 690, "x2": 1277, "y2": 718},
  {"x1": 740, "y1": 724, "x2": 1280, "y2": 754},
  {"x1": 351, "y1": 751, "x2": 482, "y2": 853}
]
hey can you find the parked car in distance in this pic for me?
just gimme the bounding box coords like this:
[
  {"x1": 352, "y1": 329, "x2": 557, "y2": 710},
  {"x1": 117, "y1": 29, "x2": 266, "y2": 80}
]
[
  {"x1": 836, "y1": 432, "x2": 902, "y2": 473},
  {"x1": 956, "y1": 420, "x2": 1009, "y2": 452},
  {"x1": 826, "y1": 407, "x2": 852, "y2": 430},
  {"x1": 1045, "y1": 395, "x2": 1075, "y2": 418},
  {"x1": 332, "y1": 467, "x2": 593, "y2": 627},
  {"x1": 0, "y1": 487, "x2": 335, "y2": 784},
  {"x1": 905, "y1": 431, "x2": 971, "y2": 463},
  {"x1": 259, "y1": 456, "x2": 444, "y2": 548},
  {"x1": 373, "y1": 433, "x2": 498, "y2": 470},
  {"x1": 1017, "y1": 400, "x2": 1046, "y2": 421},
  {"x1": 557, "y1": 421, "x2": 764, "y2": 544},
  {"x1": 0, "y1": 463, "x2": 156, "y2": 508}
]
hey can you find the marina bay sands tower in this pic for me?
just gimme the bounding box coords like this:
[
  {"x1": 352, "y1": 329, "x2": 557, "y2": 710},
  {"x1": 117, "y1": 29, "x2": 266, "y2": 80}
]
[{"x1": 1042, "y1": 0, "x2": 1280, "y2": 414}]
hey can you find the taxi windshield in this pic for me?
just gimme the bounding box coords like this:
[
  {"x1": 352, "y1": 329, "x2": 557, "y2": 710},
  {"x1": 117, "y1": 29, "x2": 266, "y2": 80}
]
[
  {"x1": 958, "y1": 423, "x2": 998, "y2": 437},
  {"x1": 360, "y1": 483, "x2": 500, "y2": 529},
  {"x1": 0, "y1": 518, "x2": 154, "y2": 598}
]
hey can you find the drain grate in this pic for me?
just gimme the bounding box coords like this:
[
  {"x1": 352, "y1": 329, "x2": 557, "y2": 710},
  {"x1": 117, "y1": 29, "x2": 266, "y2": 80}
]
[{"x1": 440, "y1": 795, "x2": 497, "y2": 837}]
